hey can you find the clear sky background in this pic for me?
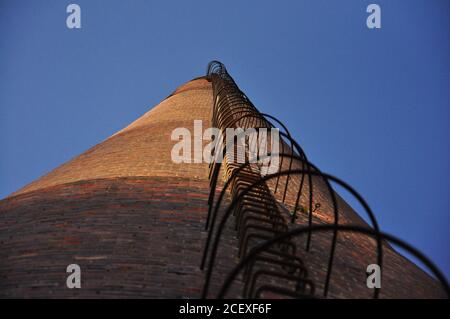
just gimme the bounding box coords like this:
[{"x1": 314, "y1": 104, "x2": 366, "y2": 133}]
[{"x1": 1, "y1": 0, "x2": 449, "y2": 279}]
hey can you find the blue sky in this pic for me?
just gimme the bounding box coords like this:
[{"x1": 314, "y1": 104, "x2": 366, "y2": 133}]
[{"x1": 1, "y1": 0, "x2": 449, "y2": 279}]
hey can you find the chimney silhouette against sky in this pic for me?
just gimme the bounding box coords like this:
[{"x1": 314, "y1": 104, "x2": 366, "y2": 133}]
[{"x1": 0, "y1": 62, "x2": 447, "y2": 299}]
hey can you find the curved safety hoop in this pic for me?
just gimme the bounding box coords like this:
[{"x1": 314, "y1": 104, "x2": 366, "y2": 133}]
[
  {"x1": 216, "y1": 224, "x2": 450, "y2": 299},
  {"x1": 201, "y1": 60, "x2": 443, "y2": 300},
  {"x1": 202, "y1": 168, "x2": 383, "y2": 299}
]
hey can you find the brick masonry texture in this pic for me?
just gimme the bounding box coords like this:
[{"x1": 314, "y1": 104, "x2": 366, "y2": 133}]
[
  {"x1": 9, "y1": 78, "x2": 213, "y2": 197},
  {"x1": 0, "y1": 77, "x2": 445, "y2": 298},
  {"x1": 0, "y1": 78, "x2": 242, "y2": 298},
  {"x1": 0, "y1": 177, "x2": 241, "y2": 298}
]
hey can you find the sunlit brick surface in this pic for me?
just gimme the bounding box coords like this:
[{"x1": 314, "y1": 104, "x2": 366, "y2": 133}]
[
  {"x1": 10, "y1": 78, "x2": 213, "y2": 197},
  {"x1": 0, "y1": 77, "x2": 444, "y2": 298},
  {"x1": 0, "y1": 78, "x2": 243, "y2": 298}
]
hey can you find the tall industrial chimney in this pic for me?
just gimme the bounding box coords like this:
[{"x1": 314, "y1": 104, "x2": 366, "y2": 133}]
[{"x1": 0, "y1": 63, "x2": 446, "y2": 299}]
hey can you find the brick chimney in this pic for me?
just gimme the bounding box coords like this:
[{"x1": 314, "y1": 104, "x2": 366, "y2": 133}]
[{"x1": 0, "y1": 70, "x2": 445, "y2": 298}]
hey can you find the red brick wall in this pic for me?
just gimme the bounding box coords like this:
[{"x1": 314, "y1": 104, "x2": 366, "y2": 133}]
[
  {"x1": 0, "y1": 78, "x2": 243, "y2": 298},
  {"x1": 0, "y1": 77, "x2": 444, "y2": 298}
]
